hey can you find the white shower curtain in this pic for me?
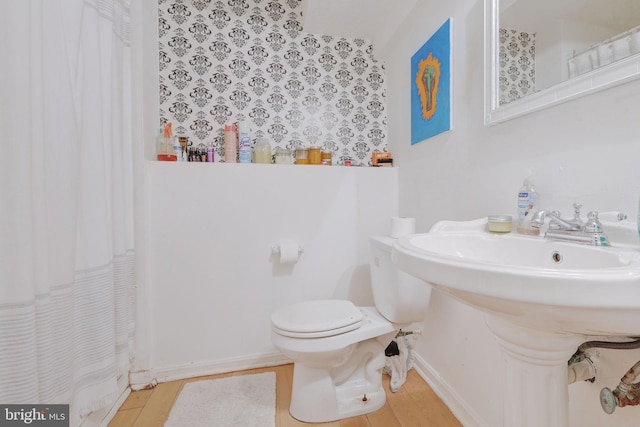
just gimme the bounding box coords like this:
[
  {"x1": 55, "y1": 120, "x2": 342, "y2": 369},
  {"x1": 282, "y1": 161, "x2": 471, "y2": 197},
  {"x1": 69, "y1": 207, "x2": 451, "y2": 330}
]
[{"x1": 0, "y1": 0, "x2": 134, "y2": 425}]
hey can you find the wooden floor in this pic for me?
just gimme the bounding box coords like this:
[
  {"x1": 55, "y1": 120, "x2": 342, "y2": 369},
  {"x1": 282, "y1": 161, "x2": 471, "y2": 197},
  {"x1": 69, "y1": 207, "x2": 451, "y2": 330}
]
[{"x1": 109, "y1": 364, "x2": 462, "y2": 427}]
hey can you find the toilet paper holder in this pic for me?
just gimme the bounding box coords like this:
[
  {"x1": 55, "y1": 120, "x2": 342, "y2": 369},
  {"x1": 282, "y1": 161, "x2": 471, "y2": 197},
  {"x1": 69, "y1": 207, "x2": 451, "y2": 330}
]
[{"x1": 271, "y1": 243, "x2": 304, "y2": 255}]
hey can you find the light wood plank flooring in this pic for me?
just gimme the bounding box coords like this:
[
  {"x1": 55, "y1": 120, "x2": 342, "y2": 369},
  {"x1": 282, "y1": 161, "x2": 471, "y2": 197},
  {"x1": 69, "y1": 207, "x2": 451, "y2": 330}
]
[{"x1": 109, "y1": 364, "x2": 462, "y2": 427}]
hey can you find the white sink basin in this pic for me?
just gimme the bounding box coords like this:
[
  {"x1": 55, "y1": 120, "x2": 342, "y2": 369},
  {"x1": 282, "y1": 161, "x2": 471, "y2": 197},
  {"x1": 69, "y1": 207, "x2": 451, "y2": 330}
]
[
  {"x1": 392, "y1": 216, "x2": 640, "y2": 426},
  {"x1": 392, "y1": 217, "x2": 640, "y2": 336}
]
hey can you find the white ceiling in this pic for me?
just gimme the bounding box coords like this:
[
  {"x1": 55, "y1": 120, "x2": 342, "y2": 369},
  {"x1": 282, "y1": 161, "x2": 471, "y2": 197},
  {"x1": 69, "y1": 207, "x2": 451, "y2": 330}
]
[{"x1": 301, "y1": 0, "x2": 418, "y2": 51}]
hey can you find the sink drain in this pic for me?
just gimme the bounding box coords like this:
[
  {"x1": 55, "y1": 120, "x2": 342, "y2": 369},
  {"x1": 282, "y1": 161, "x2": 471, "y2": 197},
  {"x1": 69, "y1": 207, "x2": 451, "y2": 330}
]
[{"x1": 551, "y1": 251, "x2": 563, "y2": 263}]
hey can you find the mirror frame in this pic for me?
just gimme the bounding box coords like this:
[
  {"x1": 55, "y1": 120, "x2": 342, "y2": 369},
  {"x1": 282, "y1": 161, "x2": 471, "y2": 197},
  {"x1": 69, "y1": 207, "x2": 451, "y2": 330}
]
[{"x1": 484, "y1": 0, "x2": 640, "y2": 125}]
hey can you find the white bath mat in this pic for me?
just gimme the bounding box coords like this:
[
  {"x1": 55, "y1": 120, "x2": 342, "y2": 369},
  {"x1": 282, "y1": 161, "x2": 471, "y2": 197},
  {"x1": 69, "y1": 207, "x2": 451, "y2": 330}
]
[{"x1": 164, "y1": 372, "x2": 276, "y2": 427}]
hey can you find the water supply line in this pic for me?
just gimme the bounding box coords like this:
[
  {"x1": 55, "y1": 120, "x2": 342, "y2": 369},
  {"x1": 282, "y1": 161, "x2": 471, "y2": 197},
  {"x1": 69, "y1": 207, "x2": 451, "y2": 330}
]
[
  {"x1": 567, "y1": 352, "x2": 595, "y2": 384},
  {"x1": 579, "y1": 338, "x2": 640, "y2": 352},
  {"x1": 573, "y1": 337, "x2": 640, "y2": 414},
  {"x1": 601, "y1": 360, "x2": 640, "y2": 414},
  {"x1": 396, "y1": 329, "x2": 422, "y2": 337}
]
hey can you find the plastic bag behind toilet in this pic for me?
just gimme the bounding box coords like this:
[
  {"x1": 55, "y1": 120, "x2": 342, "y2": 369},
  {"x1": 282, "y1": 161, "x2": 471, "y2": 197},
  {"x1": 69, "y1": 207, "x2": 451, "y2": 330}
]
[{"x1": 383, "y1": 334, "x2": 417, "y2": 392}]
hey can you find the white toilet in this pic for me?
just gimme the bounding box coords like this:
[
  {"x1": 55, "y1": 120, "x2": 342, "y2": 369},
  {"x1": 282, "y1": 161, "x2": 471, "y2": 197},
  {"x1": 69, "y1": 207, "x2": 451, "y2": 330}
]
[{"x1": 270, "y1": 235, "x2": 431, "y2": 422}]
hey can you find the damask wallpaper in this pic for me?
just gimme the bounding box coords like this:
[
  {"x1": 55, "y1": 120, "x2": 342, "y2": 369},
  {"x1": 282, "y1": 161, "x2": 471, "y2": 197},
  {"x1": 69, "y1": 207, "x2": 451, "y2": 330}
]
[
  {"x1": 158, "y1": 0, "x2": 387, "y2": 165},
  {"x1": 499, "y1": 28, "x2": 536, "y2": 105}
]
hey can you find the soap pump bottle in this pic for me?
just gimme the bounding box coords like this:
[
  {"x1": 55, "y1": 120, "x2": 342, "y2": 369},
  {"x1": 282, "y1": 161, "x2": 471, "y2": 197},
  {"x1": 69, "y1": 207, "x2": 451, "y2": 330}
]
[{"x1": 516, "y1": 172, "x2": 540, "y2": 235}]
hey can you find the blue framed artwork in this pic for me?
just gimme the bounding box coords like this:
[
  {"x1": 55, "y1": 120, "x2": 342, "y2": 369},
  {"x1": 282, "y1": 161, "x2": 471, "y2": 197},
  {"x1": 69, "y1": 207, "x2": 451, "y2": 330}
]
[{"x1": 411, "y1": 18, "x2": 452, "y2": 145}]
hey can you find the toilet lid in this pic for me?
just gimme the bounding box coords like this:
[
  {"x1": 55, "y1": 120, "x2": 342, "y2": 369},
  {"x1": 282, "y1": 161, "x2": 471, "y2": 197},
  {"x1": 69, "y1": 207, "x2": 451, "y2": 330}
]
[{"x1": 271, "y1": 300, "x2": 363, "y2": 338}]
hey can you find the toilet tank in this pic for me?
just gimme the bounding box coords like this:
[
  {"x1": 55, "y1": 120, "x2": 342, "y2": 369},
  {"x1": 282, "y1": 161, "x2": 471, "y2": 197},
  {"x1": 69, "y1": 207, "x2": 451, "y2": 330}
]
[{"x1": 369, "y1": 236, "x2": 431, "y2": 325}]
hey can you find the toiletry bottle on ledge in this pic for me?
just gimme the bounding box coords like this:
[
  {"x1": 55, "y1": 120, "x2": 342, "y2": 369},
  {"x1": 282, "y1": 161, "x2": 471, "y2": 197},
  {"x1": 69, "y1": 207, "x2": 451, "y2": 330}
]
[
  {"x1": 156, "y1": 122, "x2": 177, "y2": 161},
  {"x1": 238, "y1": 120, "x2": 252, "y2": 163},
  {"x1": 254, "y1": 137, "x2": 272, "y2": 164},
  {"x1": 224, "y1": 120, "x2": 237, "y2": 163},
  {"x1": 516, "y1": 173, "x2": 540, "y2": 235}
]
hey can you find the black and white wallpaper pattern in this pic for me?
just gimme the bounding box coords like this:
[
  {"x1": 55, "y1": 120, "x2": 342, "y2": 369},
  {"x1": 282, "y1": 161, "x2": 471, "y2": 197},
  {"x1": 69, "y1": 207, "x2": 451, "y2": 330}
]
[
  {"x1": 499, "y1": 28, "x2": 536, "y2": 105},
  {"x1": 158, "y1": 0, "x2": 387, "y2": 165}
]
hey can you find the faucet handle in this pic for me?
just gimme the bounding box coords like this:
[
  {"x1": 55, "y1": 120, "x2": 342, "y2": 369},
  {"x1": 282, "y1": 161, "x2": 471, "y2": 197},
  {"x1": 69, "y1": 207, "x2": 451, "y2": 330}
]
[
  {"x1": 573, "y1": 203, "x2": 583, "y2": 219},
  {"x1": 584, "y1": 211, "x2": 610, "y2": 246},
  {"x1": 572, "y1": 203, "x2": 584, "y2": 226},
  {"x1": 584, "y1": 211, "x2": 603, "y2": 233}
]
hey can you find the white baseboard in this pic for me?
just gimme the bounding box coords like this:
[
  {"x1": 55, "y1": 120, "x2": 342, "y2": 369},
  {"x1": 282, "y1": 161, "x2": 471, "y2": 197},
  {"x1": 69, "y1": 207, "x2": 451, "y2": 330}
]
[
  {"x1": 132, "y1": 352, "x2": 290, "y2": 388},
  {"x1": 81, "y1": 353, "x2": 289, "y2": 426},
  {"x1": 97, "y1": 386, "x2": 131, "y2": 427},
  {"x1": 109, "y1": 352, "x2": 486, "y2": 427},
  {"x1": 81, "y1": 376, "x2": 130, "y2": 427},
  {"x1": 129, "y1": 369, "x2": 158, "y2": 391},
  {"x1": 411, "y1": 353, "x2": 488, "y2": 427}
]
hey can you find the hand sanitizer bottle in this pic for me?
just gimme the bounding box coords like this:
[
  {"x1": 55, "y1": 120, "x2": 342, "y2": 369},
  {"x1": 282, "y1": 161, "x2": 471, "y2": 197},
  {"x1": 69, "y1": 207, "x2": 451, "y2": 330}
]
[{"x1": 516, "y1": 172, "x2": 540, "y2": 235}]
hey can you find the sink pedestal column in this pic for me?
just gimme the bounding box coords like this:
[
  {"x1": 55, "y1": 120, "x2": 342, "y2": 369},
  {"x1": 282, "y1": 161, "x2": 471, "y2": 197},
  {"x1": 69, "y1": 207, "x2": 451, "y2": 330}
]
[{"x1": 486, "y1": 316, "x2": 585, "y2": 427}]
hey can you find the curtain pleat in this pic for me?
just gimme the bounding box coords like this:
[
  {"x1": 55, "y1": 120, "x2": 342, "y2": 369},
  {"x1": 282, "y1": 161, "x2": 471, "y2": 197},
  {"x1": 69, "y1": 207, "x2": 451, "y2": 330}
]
[{"x1": 0, "y1": 0, "x2": 134, "y2": 425}]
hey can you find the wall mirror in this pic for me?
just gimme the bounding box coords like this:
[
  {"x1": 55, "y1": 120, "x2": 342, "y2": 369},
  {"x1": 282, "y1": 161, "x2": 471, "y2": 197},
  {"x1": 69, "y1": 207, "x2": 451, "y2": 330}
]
[{"x1": 484, "y1": 0, "x2": 640, "y2": 125}]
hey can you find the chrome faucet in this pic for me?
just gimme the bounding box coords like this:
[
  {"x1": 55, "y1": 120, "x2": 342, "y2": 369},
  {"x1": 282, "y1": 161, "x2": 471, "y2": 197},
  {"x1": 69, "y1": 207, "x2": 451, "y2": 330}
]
[
  {"x1": 530, "y1": 204, "x2": 610, "y2": 246},
  {"x1": 531, "y1": 210, "x2": 581, "y2": 231}
]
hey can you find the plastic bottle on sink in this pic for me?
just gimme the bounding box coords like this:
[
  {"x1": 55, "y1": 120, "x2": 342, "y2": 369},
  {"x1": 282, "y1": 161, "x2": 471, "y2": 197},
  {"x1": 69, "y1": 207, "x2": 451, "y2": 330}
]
[{"x1": 516, "y1": 172, "x2": 540, "y2": 235}]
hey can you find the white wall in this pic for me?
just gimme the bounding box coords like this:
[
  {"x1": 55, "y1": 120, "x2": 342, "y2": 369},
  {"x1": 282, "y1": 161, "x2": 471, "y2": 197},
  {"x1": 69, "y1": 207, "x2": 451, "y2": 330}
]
[
  {"x1": 143, "y1": 163, "x2": 398, "y2": 380},
  {"x1": 382, "y1": 1, "x2": 640, "y2": 426},
  {"x1": 130, "y1": 0, "x2": 401, "y2": 385}
]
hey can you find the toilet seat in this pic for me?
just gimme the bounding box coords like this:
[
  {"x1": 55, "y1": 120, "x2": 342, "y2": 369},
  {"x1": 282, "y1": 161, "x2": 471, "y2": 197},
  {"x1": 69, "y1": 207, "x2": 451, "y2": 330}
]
[{"x1": 271, "y1": 300, "x2": 363, "y2": 338}]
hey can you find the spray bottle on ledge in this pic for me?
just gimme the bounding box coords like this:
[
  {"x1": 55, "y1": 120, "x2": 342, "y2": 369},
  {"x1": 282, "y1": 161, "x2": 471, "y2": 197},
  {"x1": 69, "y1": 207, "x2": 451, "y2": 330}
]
[
  {"x1": 238, "y1": 120, "x2": 252, "y2": 164},
  {"x1": 516, "y1": 170, "x2": 540, "y2": 235},
  {"x1": 156, "y1": 122, "x2": 177, "y2": 161}
]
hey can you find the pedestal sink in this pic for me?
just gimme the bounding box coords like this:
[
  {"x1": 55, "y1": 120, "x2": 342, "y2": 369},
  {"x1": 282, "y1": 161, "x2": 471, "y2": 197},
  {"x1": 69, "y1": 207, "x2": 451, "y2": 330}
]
[{"x1": 391, "y1": 217, "x2": 640, "y2": 427}]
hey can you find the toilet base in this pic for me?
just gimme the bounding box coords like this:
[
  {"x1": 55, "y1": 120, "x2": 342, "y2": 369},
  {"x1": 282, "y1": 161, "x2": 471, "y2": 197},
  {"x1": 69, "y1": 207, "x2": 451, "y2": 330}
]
[{"x1": 289, "y1": 336, "x2": 390, "y2": 422}]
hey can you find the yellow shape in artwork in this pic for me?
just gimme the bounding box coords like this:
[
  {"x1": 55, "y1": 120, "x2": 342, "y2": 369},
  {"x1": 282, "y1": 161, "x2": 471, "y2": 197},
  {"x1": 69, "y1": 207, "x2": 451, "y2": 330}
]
[{"x1": 415, "y1": 53, "x2": 441, "y2": 120}]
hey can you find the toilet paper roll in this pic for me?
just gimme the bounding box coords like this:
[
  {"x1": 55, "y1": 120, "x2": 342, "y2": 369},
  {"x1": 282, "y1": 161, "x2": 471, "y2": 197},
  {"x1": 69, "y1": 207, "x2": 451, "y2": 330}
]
[
  {"x1": 390, "y1": 217, "x2": 416, "y2": 238},
  {"x1": 279, "y1": 240, "x2": 300, "y2": 264}
]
